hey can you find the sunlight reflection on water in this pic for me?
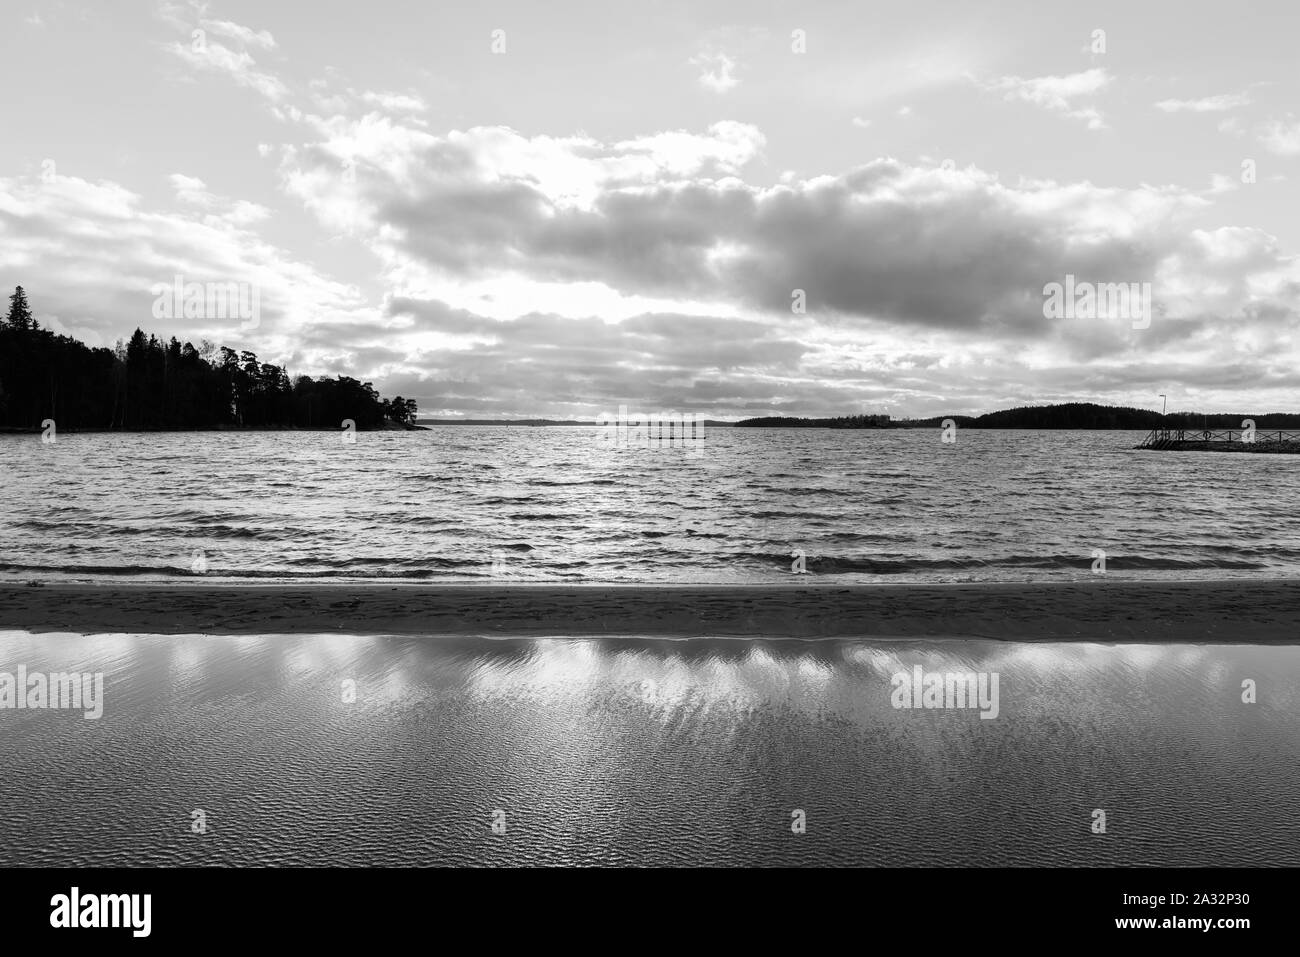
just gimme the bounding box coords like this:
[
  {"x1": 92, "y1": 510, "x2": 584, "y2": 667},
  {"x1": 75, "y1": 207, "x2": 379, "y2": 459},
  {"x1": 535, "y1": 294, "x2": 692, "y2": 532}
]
[{"x1": 0, "y1": 631, "x2": 1296, "y2": 866}]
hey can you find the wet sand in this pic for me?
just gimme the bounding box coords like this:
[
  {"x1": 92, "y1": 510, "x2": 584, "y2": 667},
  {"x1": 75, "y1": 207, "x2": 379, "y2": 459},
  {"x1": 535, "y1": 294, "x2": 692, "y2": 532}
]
[
  {"x1": 0, "y1": 579, "x2": 1297, "y2": 640},
  {"x1": 4, "y1": 630, "x2": 1297, "y2": 866}
]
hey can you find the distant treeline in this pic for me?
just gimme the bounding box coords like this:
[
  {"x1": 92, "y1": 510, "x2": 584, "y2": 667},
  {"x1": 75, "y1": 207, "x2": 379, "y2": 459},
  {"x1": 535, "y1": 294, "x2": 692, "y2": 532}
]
[
  {"x1": 736, "y1": 414, "x2": 891, "y2": 429},
  {"x1": 418, "y1": 418, "x2": 737, "y2": 427},
  {"x1": 0, "y1": 286, "x2": 417, "y2": 431},
  {"x1": 740, "y1": 403, "x2": 1300, "y2": 430}
]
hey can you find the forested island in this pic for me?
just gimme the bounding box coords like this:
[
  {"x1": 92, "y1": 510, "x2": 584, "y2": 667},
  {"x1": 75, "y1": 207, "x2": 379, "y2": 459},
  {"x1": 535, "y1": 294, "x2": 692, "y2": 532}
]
[
  {"x1": 418, "y1": 418, "x2": 736, "y2": 427},
  {"x1": 737, "y1": 403, "x2": 1300, "y2": 430},
  {"x1": 0, "y1": 286, "x2": 418, "y2": 432},
  {"x1": 735, "y1": 414, "x2": 891, "y2": 429}
]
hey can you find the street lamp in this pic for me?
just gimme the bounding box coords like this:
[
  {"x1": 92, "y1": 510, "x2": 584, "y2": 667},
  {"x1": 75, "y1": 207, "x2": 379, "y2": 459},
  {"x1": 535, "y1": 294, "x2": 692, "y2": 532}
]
[{"x1": 1158, "y1": 394, "x2": 1167, "y2": 416}]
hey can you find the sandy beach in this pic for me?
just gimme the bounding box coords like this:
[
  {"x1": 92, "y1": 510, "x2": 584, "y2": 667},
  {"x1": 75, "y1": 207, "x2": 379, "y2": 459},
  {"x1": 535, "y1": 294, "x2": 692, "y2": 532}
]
[{"x1": 1, "y1": 579, "x2": 1297, "y2": 641}]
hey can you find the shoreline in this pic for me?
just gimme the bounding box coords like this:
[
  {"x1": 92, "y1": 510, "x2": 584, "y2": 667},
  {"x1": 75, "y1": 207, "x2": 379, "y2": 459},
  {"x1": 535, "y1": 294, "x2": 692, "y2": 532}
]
[{"x1": 1, "y1": 579, "x2": 1297, "y2": 641}]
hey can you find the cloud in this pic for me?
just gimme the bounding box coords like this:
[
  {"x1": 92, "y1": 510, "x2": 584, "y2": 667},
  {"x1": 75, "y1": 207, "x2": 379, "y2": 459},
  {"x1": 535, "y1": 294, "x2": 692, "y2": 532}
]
[
  {"x1": 1259, "y1": 117, "x2": 1300, "y2": 156},
  {"x1": 360, "y1": 90, "x2": 428, "y2": 113},
  {"x1": 169, "y1": 173, "x2": 213, "y2": 206},
  {"x1": 165, "y1": 9, "x2": 291, "y2": 109},
  {"x1": 281, "y1": 116, "x2": 766, "y2": 239},
  {"x1": 801, "y1": 39, "x2": 986, "y2": 113},
  {"x1": 690, "y1": 52, "x2": 739, "y2": 93},
  {"x1": 17, "y1": 25, "x2": 1300, "y2": 421},
  {"x1": 5, "y1": 2, "x2": 1294, "y2": 420},
  {"x1": 1155, "y1": 92, "x2": 1251, "y2": 113},
  {"x1": 200, "y1": 17, "x2": 276, "y2": 51},
  {"x1": 0, "y1": 170, "x2": 364, "y2": 358},
  {"x1": 1218, "y1": 116, "x2": 1246, "y2": 137},
  {"x1": 981, "y1": 68, "x2": 1112, "y2": 129},
  {"x1": 169, "y1": 39, "x2": 290, "y2": 105},
  {"x1": 302, "y1": 82, "x2": 431, "y2": 119},
  {"x1": 1208, "y1": 174, "x2": 1239, "y2": 194},
  {"x1": 274, "y1": 116, "x2": 1298, "y2": 399}
]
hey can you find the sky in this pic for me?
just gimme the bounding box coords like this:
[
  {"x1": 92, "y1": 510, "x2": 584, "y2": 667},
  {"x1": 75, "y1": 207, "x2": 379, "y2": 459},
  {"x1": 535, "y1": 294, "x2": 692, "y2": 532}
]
[{"x1": 1, "y1": 0, "x2": 1298, "y2": 419}]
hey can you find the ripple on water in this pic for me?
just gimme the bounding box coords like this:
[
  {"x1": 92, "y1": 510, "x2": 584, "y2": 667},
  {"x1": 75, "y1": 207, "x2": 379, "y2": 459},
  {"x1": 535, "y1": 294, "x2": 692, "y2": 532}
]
[{"x1": 0, "y1": 632, "x2": 1296, "y2": 867}]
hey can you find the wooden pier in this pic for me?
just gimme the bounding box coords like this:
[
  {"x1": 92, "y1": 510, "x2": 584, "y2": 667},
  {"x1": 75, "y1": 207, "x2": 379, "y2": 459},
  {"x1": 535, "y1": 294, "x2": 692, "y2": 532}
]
[{"x1": 1136, "y1": 427, "x2": 1300, "y2": 452}]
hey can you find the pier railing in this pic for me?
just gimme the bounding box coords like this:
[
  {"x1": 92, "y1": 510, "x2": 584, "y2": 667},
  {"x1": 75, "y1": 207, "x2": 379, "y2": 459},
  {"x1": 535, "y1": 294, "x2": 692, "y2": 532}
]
[{"x1": 1137, "y1": 428, "x2": 1300, "y2": 449}]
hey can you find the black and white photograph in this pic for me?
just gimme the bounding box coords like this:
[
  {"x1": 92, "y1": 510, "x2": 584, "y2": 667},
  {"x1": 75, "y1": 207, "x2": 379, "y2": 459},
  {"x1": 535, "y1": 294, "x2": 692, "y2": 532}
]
[{"x1": 0, "y1": 0, "x2": 1295, "y2": 940}]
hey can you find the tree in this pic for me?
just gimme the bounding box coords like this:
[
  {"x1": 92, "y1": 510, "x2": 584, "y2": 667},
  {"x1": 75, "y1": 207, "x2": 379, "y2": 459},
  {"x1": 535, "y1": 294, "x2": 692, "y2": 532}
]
[
  {"x1": 384, "y1": 395, "x2": 418, "y2": 425},
  {"x1": 0, "y1": 283, "x2": 412, "y2": 431},
  {"x1": 6, "y1": 286, "x2": 35, "y2": 331}
]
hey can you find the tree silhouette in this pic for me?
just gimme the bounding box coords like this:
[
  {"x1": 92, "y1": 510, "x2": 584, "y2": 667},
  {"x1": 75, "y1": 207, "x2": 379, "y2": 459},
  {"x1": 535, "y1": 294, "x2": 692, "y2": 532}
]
[
  {"x1": 0, "y1": 285, "x2": 418, "y2": 432},
  {"x1": 5, "y1": 286, "x2": 35, "y2": 332},
  {"x1": 384, "y1": 395, "x2": 419, "y2": 425}
]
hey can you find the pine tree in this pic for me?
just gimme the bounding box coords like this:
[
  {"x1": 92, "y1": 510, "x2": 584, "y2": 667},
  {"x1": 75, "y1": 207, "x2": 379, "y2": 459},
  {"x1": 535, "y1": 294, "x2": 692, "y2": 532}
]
[{"x1": 6, "y1": 286, "x2": 35, "y2": 331}]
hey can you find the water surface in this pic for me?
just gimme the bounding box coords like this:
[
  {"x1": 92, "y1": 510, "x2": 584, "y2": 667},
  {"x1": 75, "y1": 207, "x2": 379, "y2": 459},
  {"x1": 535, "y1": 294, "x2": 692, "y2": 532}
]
[
  {"x1": 1, "y1": 630, "x2": 1295, "y2": 866},
  {"x1": 2, "y1": 428, "x2": 1298, "y2": 583}
]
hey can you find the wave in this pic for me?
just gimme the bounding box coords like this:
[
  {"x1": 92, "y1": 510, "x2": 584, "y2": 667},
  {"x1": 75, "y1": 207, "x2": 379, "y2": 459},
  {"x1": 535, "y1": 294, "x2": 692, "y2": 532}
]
[
  {"x1": 0, "y1": 561, "x2": 498, "y2": 579},
  {"x1": 739, "y1": 553, "x2": 1271, "y2": 573}
]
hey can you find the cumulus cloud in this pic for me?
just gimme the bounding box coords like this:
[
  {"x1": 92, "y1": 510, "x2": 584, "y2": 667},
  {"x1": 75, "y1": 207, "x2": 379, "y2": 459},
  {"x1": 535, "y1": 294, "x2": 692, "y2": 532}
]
[
  {"x1": 255, "y1": 114, "x2": 1300, "y2": 415},
  {"x1": 282, "y1": 115, "x2": 1232, "y2": 334}
]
